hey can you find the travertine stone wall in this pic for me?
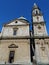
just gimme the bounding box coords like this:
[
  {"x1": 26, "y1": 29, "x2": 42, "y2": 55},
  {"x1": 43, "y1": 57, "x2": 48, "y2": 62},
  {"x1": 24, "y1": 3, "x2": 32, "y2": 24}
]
[
  {"x1": 33, "y1": 24, "x2": 48, "y2": 36},
  {"x1": 0, "y1": 39, "x2": 31, "y2": 64},
  {"x1": 33, "y1": 16, "x2": 44, "y2": 22},
  {"x1": 35, "y1": 39, "x2": 49, "y2": 64},
  {"x1": 1, "y1": 25, "x2": 29, "y2": 37}
]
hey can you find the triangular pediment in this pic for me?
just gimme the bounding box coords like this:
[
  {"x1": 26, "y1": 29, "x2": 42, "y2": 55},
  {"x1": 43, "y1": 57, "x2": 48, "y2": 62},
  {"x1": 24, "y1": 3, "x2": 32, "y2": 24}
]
[
  {"x1": 7, "y1": 20, "x2": 27, "y2": 25},
  {"x1": 4, "y1": 17, "x2": 29, "y2": 26},
  {"x1": 8, "y1": 44, "x2": 18, "y2": 48}
]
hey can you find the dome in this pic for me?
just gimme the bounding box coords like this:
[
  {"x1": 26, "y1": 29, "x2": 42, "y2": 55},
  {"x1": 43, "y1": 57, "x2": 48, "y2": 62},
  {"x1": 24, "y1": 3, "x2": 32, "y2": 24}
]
[{"x1": 18, "y1": 16, "x2": 27, "y2": 20}]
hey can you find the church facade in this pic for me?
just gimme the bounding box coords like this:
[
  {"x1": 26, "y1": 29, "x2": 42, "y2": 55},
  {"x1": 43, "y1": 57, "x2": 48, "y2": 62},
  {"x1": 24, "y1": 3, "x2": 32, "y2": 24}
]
[{"x1": 0, "y1": 3, "x2": 49, "y2": 65}]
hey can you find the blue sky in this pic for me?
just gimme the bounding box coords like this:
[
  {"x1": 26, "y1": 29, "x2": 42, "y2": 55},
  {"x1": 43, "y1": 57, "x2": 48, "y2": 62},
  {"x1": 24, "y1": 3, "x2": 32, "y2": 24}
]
[{"x1": 0, "y1": 0, "x2": 49, "y2": 35}]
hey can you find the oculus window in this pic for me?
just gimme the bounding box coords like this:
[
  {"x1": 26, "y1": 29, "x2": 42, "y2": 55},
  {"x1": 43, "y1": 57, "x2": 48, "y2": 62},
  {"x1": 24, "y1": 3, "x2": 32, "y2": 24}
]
[{"x1": 15, "y1": 21, "x2": 17, "y2": 23}]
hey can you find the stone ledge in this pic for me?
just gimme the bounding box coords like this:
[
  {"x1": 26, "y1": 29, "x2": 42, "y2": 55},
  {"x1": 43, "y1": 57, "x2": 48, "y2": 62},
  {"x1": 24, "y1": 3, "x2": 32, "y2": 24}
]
[{"x1": 0, "y1": 62, "x2": 33, "y2": 65}]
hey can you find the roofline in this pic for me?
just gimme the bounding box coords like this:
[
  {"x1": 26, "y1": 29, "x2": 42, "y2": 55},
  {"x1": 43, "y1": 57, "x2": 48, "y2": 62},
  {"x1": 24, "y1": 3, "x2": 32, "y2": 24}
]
[{"x1": 3, "y1": 18, "x2": 30, "y2": 26}]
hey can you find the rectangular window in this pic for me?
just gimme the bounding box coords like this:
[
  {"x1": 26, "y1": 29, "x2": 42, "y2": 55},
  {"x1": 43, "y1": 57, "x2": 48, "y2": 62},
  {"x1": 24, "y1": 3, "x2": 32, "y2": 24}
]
[
  {"x1": 13, "y1": 29, "x2": 17, "y2": 35},
  {"x1": 9, "y1": 51, "x2": 15, "y2": 63}
]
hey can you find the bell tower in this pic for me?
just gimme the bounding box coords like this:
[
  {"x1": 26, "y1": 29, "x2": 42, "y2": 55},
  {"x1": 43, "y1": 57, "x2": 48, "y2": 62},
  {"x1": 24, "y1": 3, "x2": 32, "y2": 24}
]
[
  {"x1": 32, "y1": 3, "x2": 49, "y2": 65},
  {"x1": 32, "y1": 3, "x2": 48, "y2": 36}
]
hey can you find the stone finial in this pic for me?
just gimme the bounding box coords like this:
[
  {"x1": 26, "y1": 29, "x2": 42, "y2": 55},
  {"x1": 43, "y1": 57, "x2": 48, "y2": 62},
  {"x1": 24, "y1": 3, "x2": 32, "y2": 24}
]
[{"x1": 34, "y1": 3, "x2": 37, "y2": 6}]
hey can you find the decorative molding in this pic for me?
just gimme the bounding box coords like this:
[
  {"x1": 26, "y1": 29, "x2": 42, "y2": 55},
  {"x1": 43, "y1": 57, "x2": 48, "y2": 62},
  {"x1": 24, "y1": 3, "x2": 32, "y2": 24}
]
[
  {"x1": 8, "y1": 44, "x2": 18, "y2": 48},
  {"x1": 4, "y1": 24, "x2": 29, "y2": 27},
  {"x1": 0, "y1": 36, "x2": 49, "y2": 40},
  {"x1": 33, "y1": 21, "x2": 46, "y2": 24},
  {"x1": 33, "y1": 14, "x2": 42, "y2": 16},
  {"x1": 41, "y1": 47, "x2": 45, "y2": 51}
]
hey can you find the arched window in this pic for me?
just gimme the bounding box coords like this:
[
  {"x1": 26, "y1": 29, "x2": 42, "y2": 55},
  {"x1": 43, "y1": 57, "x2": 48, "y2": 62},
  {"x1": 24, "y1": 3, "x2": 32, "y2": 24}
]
[{"x1": 36, "y1": 10, "x2": 38, "y2": 14}]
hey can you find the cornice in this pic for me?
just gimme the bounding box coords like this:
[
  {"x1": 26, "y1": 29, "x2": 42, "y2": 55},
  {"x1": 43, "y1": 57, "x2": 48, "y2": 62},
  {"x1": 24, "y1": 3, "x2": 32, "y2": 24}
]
[
  {"x1": 4, "y1": 24, "x2": 30, "y2": 27},
  {"x1": 0, "y1": 35, "x2": 49, "y2": 40},
  {"x1": 33, "y1": 14, "x2": 42, "y2": 16},
  {"x1": 31, "y1": 35, "x2": 49, "y2": 39},
  {"x1": 0, "y1": 36, "x2": 30, "y2": 40},
  {"x1": 33, "y1": 21, "x2": 46, "y2": 24}
]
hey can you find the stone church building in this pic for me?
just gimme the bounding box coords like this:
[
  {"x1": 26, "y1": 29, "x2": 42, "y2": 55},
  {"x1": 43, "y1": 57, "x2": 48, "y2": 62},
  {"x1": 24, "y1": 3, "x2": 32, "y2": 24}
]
[{"x1": 0, "y1": 3, "x2": 49, "y2": 65}]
